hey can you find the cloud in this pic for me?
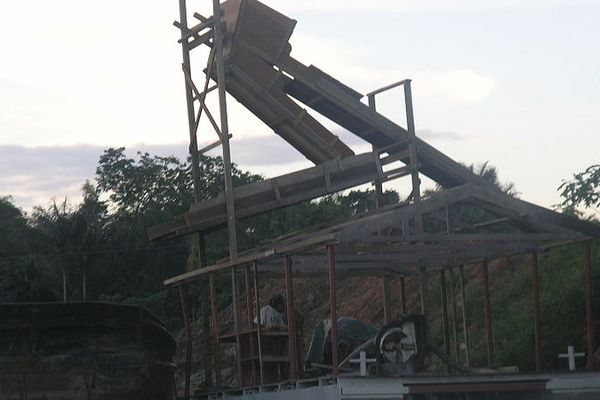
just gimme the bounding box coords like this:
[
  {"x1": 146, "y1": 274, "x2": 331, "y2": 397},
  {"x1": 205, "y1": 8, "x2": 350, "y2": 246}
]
[
  {"x1": 0, "y1": 144, "x2": 188, "y2": 211},
  {"x1": 290, "y1": 35, "x2": 498, "y2": 104},
  {"x1": 0, "y1": 127, "x2": 461, "y2": 210},
  {"x1": 265, "y1": 0, "x2": 598, "y2": 13}
]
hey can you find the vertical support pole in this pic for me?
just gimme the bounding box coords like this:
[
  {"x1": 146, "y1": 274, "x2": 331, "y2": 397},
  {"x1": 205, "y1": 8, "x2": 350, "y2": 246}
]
[
  {"x1": 583, "y1": 241, "x2": 595, "y2": 369},
  {"x1": 212, "y1": 0, "x2": 238, "y2": 258},
  {"x1": 178, "y1": 286, "x2": 192, "y2": 400},
  {"x1": 367, "y1": 95, "x2": 385, "y2": 211},
  {"x1": 404, "y1": 80, "x2": 423, "y2": 232},
  {"x1": 328, "y1": 245, "x2": 339, "y2": 377},
  {"x1": 252, "y1": 262, "x2": 264, "y2": 385},
  {"x1": 440, "y1": 270, "x2": 451, "y2": 357},
  {"x1": 231, "y1": 268, "x2": 242, "y2": 385},
  {"x1": 209, "y1": 272, "x2": 222, "y2": 387},
  {"x1": 481, "y1": 260, "x2": 494, "y2": 368},
  {"x1": 177, "y1": 0, "x2": 202, "y2": 196},
  {"x1": 198, "y1": 235, "x2": 212, "y2": 386},
  {"x1": 459, "y1": 265, "x2": 471, "y2": 367},
  {"x1": 400, "y1": 276, "x2": 407, "y2": 316},
  {"x1": 419, "y1": 266, "x2": 428, "y2": 316},
  {"x1": 81, "y1": 259, "x2": 86, "y2": 301},
  {"x1": 382, "y1": 275, "x2": 391, "y2": 325},
  {"x1": 284, "y1": 256, "x2": 299, "y2": 380},
  {"x1": 245, "y1": 265, "x2": 257, "y2": 383},
  {"x1": 449, "y1": 267, "x2": 459, "y2": 360},
  {"x1": 531, "y1": 253, "x2": 542, "y2": 372}
]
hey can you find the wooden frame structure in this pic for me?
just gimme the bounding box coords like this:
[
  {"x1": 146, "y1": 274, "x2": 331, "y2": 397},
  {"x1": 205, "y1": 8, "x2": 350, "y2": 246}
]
[{"x1": 160, "y1": 0, "x2": 599, "y2": 397}]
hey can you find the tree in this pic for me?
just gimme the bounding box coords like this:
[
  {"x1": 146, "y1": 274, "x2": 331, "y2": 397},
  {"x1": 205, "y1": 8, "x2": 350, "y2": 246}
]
[
  {"x1": 31, "y1": 198, "x2": 78, "y2": 301},
  {"x1": 558, "y1": 164, "x2": 600, "y2": 215}
]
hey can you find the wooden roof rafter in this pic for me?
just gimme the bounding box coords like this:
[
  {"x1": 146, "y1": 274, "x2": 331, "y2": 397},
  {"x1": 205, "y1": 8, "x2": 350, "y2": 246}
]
[{"x1": 163, "y1": 183, "x2": 599, "y2": 287}]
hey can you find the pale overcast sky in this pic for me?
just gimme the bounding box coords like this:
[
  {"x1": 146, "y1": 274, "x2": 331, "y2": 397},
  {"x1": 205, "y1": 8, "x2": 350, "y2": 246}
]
[{"x1": 1, "y1": 0, "x2": 599, "y2": 210}]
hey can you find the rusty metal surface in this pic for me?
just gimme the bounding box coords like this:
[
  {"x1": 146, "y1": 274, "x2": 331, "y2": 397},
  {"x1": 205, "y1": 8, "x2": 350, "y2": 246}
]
[{"x1": 0, "y1": 302, "x2": 176, "y2": 400}]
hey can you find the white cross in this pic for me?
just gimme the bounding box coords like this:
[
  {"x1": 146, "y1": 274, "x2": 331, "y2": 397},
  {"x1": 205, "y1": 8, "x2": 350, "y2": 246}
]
[
  {"x1": 349, "y1": 351, "x2": 377, "y2": 376},
  {"x1": 558, "y1": 345, "x2": 585, "y2": 371}
]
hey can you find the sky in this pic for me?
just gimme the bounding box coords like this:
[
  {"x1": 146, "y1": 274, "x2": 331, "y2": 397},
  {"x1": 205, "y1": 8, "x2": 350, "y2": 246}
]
[{"x1": 1, "y1": 0, "x2": 599, "y2": 211}]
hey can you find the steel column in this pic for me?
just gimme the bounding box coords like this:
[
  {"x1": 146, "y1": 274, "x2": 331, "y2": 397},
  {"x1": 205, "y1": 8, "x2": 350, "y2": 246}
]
[
  {"x1": 459, "y1": 265, "x2": 471, "y2": 367},
  {"x1": 328, "y1": 245, "x2": 339, "y2": 377},
  {"x1": 400, "y1": 276, "x2": 407, "y2": 315},
  {"x1": 178, "y1": 286, "x2": 192, "y2": 399},
  {"x1": 252, "y1": 262, "x2": 264, "y2": 384},
  {"x1": 209, "y1": 272, "x2": 222, "y2": 386},
  {"x1": 284, "y1": 256, "x2": 299, "y2": 380},
  {"x1": 245, "y1": 265, "x2": 257, "y2": 383},
  {"x1": 583, "y1": 241, "x2": 595, "y2": 369},
  {"x1": 382, "y1": 276, "x2": 391, "y2": 325},
  {"x1": 419, "y1": 266, "x2": 428, "y2": 316},
  {"x1": 449, "y1": 267, "x2": 459, "y2": 359},
  {"x1": 440, "y1": 270, "x2": 451, "y2": 356},
  {"x1": 231, "y1": 268, "x2": 242, "y2": 385},
  {"x1": 482, "y1": 261, "x2": 494, "y2": 368},
  {"x1": 531, "y1": 253, "x2": 542, "y2": 371}
]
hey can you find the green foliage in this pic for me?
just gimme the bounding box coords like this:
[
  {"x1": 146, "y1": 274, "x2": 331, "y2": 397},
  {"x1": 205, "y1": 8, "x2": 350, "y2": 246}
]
[{"x1": 558, "y1": 164, "x2": 600, "y2": 214}]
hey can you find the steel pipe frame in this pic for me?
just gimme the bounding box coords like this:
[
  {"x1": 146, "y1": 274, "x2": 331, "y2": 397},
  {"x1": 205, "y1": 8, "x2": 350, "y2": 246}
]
[
  {"x1": 400, "y1": 276, "x2": 407, "y2": 315},
  {"x1": 209, "y1": 272, "x2": 222, "y2": 386},
  {"x1": 459, "y1": 265, "x2": 471, "y2": 367},
  {"x1": 481, "y1": 260, "x2": 494, "y2": 368},
  {"x1": 531, "y1": 253, "x2": 542, "y2": 371},
  {"x1": 178, "y1": 286, "x2": 192, "y2": 399},
  {"x1": 252, "y1": 262, "x2": 265, "y2": 384},
  {"x1": 245, "y1": 266, "x2": 257, "y2": 383},
  {"x1": 328, "y1": 245, "x2": 340, "y2": 377},
  {"x1": 440, "y1": 270, "x2": 451, "y2": 357},
  {"x1": 583, "y1": 241, "x2": 595, "y2": 369},
  {"x1": 284, "y1": 255, "x2": 299, "y2": 380}
]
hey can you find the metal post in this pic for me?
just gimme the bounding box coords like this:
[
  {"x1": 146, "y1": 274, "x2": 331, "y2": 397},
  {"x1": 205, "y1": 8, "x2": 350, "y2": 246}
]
[
  {"x1": 328, "y1": 245, "x2": 339, "y2": 377},
  {"x1": 382, "y1": 275, "x2": 391, "y2": 325},
  {"x1": 482, "y1": 261, "x2": 494, "y2": 368},
  {"x1": 440, "y1": 270, "x2": 451, "y2": 356},
  {"x1": 231, "y1": 268, "x2": 242, "y2": 385},
  {"x1": 252, "y1": 262, "x2": 264, "y2": 384},
  {"x1": 198, "y1": 235, "x2": 212, "y2": 386},
  {"x1": 419, "y1": 266, "x2": 428, "y2": 316},
  {"x1": 531, "y1": 253, "x2": 542, "y2": 371},
  {"x1": 449, "y1": 267, "x2": 459, "y2": 360},
  {"x1": 459, "y1": 265, "x2": 471, "y2": 367},
  {"x1": 209, "y1": 272, "x2": 222, "y2": 386},
  {"x1": 583, "y1": 241, "x2": 595, "y2": 369},
  {"x1": 284, "y1": 256, "x2": 299, "y2": 380},
  {"x1": 400, "y1": 276, "x2": 407, "y2": 316},
  {"x1": 178, "y1": 286, "x2": 192, "y2": 399},
  {"x1": 404, "y1": 80, "x2": 423, "y2": 232},
  {"x1": 245, "y1": 265, "x2": 257, "y2": 383},
  {"x1": 367, "y1": 94, "x2": 385, "y2": 211},
  {"x1": 212, "y1": 0, "x2": 238, "y2": 258}
]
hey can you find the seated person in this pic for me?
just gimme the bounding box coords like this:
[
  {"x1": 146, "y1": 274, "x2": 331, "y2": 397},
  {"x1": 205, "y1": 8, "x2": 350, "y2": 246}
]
[{"x1": 255, "y1": 293, "x2": 286, "y2": 328}]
